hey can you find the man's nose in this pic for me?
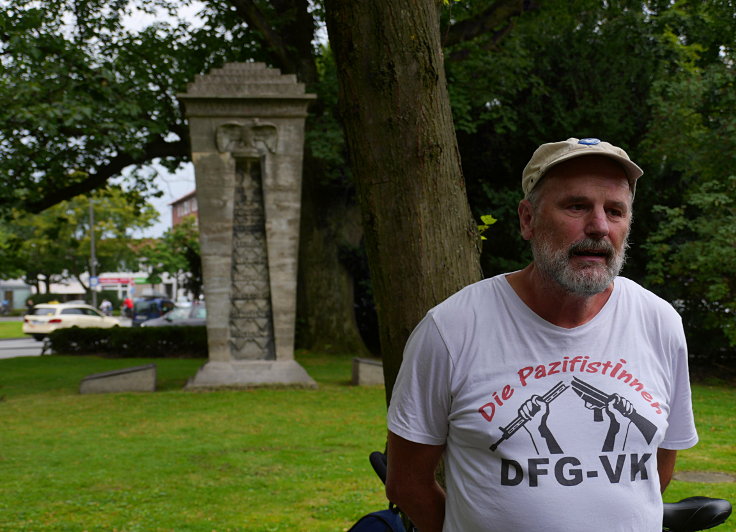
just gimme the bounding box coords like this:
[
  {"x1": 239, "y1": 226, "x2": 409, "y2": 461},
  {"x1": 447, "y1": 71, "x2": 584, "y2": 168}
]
[{"x1": 585, "y1": 208, "x2": 610, "y2": 238}]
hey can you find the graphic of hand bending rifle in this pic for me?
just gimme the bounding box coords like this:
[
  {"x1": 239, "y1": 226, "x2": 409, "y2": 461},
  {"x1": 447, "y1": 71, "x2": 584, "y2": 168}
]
[
  {"x1": 489, "y1": 378, "x2": 658, "y2": 453},
  {"x1": 571, "y1": 377, "x2": 657, "y2": 451},
  {"x1": 489, "y1": 381, "x2": 568, "y2": 453}
]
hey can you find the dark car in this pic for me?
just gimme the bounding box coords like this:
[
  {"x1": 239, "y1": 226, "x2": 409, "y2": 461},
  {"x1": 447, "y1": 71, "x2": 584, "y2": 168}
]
[
  {"x1": 132, "y1": 296, "x2": 176, "y2": 326},
  {"x1": 140, "y1": 302, "x2": 207, "y2": 327}
]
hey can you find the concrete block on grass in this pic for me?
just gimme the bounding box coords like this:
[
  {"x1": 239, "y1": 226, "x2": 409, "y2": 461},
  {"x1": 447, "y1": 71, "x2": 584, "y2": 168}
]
[
  {"x1": 80, "y1": 364, "x2": 157, "y2": 394},
  {"x1": 351, "y1": 357, "x2": 384, "y2": 386}
]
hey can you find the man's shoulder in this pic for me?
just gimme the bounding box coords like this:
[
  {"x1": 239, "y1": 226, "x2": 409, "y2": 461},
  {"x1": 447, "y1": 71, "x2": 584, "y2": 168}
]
[
  {"x1": 429, "y1": 275, "x2": 510, "y2": 316},
  {"x1": 616, "y1": 276, "x2": 680, "y2": 317}
]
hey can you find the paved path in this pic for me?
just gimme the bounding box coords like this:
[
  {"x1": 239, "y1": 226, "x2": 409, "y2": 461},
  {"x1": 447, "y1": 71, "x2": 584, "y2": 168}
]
[{"x1": 0, "y1": 337, "x2": 45, "y2": 359}]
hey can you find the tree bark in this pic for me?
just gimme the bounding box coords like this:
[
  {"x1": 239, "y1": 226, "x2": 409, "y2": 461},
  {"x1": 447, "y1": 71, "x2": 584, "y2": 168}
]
[
  {"x1": 325, "y1": 0, "x2": 483, "y2": 404},
  {"x1": 297, "y1": 160, "x2": 369, "y2": 355}
]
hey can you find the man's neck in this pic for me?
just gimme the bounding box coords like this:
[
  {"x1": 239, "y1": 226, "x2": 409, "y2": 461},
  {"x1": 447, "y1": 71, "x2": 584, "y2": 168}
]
[{"x1": 505, "y1": 264, "x2": 614, "y2": 328}]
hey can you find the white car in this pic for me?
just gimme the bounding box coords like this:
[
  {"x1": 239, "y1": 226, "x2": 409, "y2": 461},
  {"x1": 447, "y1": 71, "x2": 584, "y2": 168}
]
[{"x1": 23, "y1": 303, "x2": 121, "y2": 341}]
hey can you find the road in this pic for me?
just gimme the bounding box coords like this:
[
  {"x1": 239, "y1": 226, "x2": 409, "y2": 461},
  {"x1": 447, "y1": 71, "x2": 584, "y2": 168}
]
[
  {"x1": 0, "y1": 316, "x2": 132, "y2": 359},
  {"x1": 0, "y1": 336, "x2": 46, "y2": 359}
]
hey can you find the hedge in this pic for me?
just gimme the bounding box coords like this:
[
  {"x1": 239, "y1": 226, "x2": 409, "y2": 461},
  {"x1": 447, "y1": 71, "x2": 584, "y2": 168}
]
[{"x1": 48, "y1": 326, "x2": 208, "y2": 358}]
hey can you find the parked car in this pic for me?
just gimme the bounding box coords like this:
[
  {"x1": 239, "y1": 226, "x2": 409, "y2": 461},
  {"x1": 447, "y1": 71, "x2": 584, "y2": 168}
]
[
  {"x1": 22, "y1": 303, "x2": 121, "y2": 341},
  {"x1": 131, "y1": 296, "x2": 176, "y2": 326},
  {"x1": 140, "y1": 302, "x2": 207, "y2": 327}
]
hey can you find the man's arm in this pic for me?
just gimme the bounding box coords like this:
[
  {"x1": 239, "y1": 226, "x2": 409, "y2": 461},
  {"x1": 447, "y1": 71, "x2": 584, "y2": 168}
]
[
  {"x1": 657, "y1": 448, "x2": 677, "y2": 493},
  {"x1": 386, "y1": 431, "x2": 446, "y2": 532}
]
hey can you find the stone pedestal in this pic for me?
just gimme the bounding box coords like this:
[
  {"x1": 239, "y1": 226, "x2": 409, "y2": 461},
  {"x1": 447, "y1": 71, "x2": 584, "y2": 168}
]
[
  {"x1": 351, "y1": 358, "x2": 384, "y2": 386},
  {"x1": 178, "y1": 63, "x2": 317, "y2": 389}
]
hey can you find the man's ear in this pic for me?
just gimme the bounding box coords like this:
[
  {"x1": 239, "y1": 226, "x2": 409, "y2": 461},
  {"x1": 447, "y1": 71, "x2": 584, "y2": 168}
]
[{"x1": 518, "y1": 199, "x2": 534, "y2": 241}]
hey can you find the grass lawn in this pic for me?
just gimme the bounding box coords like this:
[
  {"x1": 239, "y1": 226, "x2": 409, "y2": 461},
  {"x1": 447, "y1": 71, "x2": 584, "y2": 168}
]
[
  {"x1": 0, "y1": 351, "x2": 733, "y2": 531},
  {"x1": 0, "y1": 320, "x2": 23, "y2": 339},
  {"x1": 667, "y1": 381, "x2": 736, "y2": 517},
  {"x1": 0, "y1": 353, "x2": 388, "y2": 531}
]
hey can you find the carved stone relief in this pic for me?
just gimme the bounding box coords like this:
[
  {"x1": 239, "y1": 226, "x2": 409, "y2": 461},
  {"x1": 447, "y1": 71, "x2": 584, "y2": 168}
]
[
  {"x1": 229, "y1": 157, "x2": 276, "y2": 360},
  {"x1": 216, "y1": 120, "x2": 278, "y2": 155}
]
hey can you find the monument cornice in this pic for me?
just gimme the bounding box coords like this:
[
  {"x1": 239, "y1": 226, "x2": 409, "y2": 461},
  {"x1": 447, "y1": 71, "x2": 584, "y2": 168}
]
[{"x1": 178, "y1": 97, "x2": 315, "y2": 119}]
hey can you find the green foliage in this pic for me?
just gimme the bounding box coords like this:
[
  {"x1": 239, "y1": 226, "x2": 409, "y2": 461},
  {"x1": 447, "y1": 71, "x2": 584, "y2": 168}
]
[
  {"x1": 0, "y1": 188, "x2": 157, "y2": 289},
  {"x1": 451, "y1": 0, "x2": 667, "y2": 277},
  {"x1": 98, "y1": 289, "x2": 122, "y2": 309},
  {"x1": 139, "y1": 215, "x2": 203, "y2": 299},
  {"x1": 644, "y1": 156, "x2": 736, "y2": 355},
  {"x1": 446, "y1": 0, "x2": 736, "y2": 361},
  {"x1": 3, "y1": 0, "x2": 736, "y2": 362},
  {"x1": 639, "y1": 2, "x2": 736, "y2": 356},
  {"x1": 306, "y1": 45, "x2": 350, "y2": 187},
  {"x1": 477, "y1": 213, "x2": 497, "y2": 241},
  {"x1": 0, "y1": 0, "x2": 266, "y2": 214},
  {"x1": 48, "y1": 325, "x2": 208, "y2": 357}
]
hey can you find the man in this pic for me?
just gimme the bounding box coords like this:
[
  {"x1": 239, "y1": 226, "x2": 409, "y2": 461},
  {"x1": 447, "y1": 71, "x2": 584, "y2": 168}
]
[
  {"x1": 123, "y1": 296, "x2": 134, "y2": 318},
  {"x1": 99, "y1": 298, "x2": 113, "y2": 316},
  {"x1": 386, "y1": 138, "x2": 698, "y2": 531}
]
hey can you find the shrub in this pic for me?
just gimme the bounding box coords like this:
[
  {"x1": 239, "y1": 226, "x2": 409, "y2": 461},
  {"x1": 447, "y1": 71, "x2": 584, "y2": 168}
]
[{"x1": 49, "y1": 326, "x2": 208, "y2": 358}]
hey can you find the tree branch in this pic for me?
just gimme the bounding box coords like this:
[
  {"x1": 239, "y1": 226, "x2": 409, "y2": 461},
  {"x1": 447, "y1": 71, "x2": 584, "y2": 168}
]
[
  {"x1": 23, "y1": 136, "x2": 190, "y2": 214},
  {"x1": 443, "y1": 0, "x2": 539, "y2": 49},
  {"x1": 225, "y1": 0, "x2": 299, "y2": 73}
]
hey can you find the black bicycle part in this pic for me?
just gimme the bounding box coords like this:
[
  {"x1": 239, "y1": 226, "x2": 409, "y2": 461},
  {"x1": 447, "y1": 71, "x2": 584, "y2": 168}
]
[
  {"x1": 370, "y1": 451, "x2": 388, "y2": 484},
  {"x1": 663, "y1": 496, "x2": 732, "y2": 532}
]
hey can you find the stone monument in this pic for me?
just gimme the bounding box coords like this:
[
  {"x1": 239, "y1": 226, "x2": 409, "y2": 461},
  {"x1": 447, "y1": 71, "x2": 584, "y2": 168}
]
[{"x1": 178, "y1": 62, "x2": 317, "y2": 388}]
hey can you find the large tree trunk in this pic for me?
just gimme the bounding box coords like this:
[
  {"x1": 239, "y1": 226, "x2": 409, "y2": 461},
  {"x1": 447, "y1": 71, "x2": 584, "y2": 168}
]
[
  {"x1": 324, "y1": 0, "x2": 483, "y2": 404},
  {"x1": 297, "y1": 156, "x2": 370, "y2": 355}
]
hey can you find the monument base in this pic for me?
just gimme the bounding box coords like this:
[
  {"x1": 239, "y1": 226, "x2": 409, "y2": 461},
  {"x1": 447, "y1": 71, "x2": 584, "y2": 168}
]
[{"x1": 185, "y1": 360, "x2": 317, "y2": 390}]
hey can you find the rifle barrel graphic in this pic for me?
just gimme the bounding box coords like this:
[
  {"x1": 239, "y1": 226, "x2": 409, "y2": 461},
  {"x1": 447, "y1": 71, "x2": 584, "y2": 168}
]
[
  {"x1": 571, "y1": 377, "x2": 657, "y2": 444},
  {"x1": 489, "y1": 381, "x2": 568, "y2": 452}
]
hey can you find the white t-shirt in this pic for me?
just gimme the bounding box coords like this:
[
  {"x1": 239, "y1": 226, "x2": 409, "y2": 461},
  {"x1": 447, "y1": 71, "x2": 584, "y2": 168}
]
[{"x1": 387, "y1": 275, "x2": 698, "y2": 532}]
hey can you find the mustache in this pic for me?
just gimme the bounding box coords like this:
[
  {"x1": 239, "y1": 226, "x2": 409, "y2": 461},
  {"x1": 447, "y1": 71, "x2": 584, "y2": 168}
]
[{"x1": 567, "y1": 239, "x2": 616, "y2": 259}]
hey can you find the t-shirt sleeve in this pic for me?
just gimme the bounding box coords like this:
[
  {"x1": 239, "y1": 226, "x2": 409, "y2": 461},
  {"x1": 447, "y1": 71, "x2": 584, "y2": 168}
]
[
  {"x1": 387, "y1": 313, "x2": 452, "y2": 446},
  {"x1": 660, "y1": 318, "x2": 699, "y2": 450}
]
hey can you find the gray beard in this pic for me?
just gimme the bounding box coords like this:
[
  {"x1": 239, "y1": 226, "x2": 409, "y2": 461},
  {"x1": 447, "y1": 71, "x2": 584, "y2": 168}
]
[{"x1": 531, "y1": 237, "x2": 628, "y2": 296}]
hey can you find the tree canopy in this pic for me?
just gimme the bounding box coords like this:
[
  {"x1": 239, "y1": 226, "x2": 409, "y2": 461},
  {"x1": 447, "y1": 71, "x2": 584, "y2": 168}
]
[
  {"x1": 0, "y1": 187, "x2": 158, "y2": 292},
  {"x1": 446, "y1": 0, "x2": 736, "y2": 359},
  {"x1": 141, "y1": 214, "x2": 203, "y2": 300},
  {"x1": 0, "y1": 0, "x2": 269, "y2": 214},
  {"x1": 2, "y1": 0, "x2": 736, "y2": 366}
]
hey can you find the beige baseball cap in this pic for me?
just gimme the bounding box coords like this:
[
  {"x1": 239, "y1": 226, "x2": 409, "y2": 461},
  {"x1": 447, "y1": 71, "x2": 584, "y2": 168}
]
[{"x1": 522, "y1": 138, "x2": 643, "y2": 196}]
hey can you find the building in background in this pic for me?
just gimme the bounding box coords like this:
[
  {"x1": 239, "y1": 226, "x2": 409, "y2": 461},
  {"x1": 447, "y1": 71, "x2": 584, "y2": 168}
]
[
  {"x1": 21, "y1": 272, "x2": 179, "y2": 305},
  {"x1": 170, "y1": 190, "x2": 198, "y2": 227},
  {"x1": 0, "y1": 279, "x2": 33, "y2": 311}
]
